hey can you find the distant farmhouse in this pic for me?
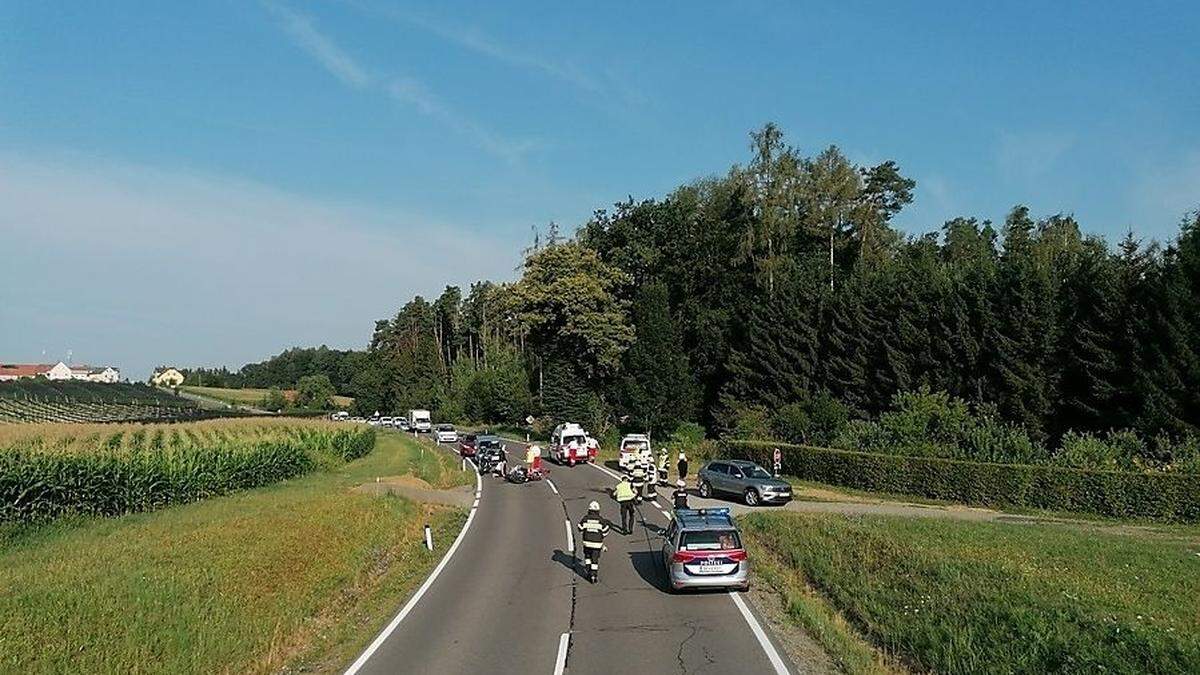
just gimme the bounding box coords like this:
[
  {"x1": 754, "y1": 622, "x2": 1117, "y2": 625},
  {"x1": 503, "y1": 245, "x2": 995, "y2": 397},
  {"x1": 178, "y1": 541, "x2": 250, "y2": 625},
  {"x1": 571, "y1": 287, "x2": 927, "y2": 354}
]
[
  {"x1": 151, "y1": 367, "x2": 185, "y2": 387},
  {"x1": 0, "y1": 362, "x2": 121, "y2": 383}
]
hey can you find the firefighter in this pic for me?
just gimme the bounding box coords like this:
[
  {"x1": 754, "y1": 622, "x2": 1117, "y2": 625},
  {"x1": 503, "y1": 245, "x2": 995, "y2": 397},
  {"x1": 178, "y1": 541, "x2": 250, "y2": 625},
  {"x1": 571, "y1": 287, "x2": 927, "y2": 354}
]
[
  {"x1": 577, "y1": 501, "x2": 610, "y2": 583},
  {"x1": 657, "y1": 448, "x2": 670, "y2": 483},
  {"x1": 614, "y1": 475, "x2": 637, "y2": 534},
  {"x1": 630, "y1": 459, "x2": 647, "y2": 503},
  {"x1": 645, "y1": 454, "x2": 659, "y2": 499},
  {"x1": 672, "y1": 479, "x2": 690, "y2": 509}
]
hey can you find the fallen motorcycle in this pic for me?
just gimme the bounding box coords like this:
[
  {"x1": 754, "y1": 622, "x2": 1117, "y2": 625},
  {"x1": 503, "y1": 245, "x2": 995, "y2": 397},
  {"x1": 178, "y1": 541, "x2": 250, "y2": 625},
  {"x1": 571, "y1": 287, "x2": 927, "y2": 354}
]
[{"x1": 505, "y1": 464, "x2": 547, "y2": 484}]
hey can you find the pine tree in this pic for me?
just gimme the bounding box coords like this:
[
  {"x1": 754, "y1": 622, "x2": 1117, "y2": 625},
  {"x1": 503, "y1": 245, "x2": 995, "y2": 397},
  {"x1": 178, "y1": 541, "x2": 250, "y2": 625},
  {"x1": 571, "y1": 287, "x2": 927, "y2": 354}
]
[{"x1": 617, "y1": 283, "x2": 698, "y2": 435}]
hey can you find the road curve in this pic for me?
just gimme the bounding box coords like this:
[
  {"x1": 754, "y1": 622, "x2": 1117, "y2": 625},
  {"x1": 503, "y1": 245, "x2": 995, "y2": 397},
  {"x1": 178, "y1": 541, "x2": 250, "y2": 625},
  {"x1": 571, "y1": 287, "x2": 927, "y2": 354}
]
[{"x1": 347, "y1": 437, "x2": 794, "y2": 674}]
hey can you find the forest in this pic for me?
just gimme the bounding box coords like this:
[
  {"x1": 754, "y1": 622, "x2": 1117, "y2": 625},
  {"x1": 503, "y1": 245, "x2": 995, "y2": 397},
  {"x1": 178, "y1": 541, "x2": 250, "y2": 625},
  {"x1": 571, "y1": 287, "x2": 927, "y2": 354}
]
[{"x1": 254, "y1": 124, "x2": 1200, "y2": 472}]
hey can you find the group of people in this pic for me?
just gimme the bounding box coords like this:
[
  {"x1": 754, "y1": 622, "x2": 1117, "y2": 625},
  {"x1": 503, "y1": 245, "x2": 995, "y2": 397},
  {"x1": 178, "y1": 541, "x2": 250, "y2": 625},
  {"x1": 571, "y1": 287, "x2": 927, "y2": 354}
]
[
  {"x1": 578, "y1": 447, "x2": 691, "y2": 583},
  {"x1": 613, "y1": 448, "x2": 691, "y2": 535}
]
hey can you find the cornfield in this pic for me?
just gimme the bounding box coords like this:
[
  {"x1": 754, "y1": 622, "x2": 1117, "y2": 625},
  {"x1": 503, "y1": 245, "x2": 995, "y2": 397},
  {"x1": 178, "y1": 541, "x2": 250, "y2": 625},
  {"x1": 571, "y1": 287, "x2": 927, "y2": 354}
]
[{"x1": 0, "y1": 419, "x2": 375, "y2": 522}]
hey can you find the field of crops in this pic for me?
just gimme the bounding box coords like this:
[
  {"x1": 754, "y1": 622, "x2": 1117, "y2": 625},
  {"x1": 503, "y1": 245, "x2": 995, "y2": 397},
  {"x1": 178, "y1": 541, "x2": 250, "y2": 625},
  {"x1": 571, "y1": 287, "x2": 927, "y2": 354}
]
[
  {"x1": 0, "y1": 419, "x2": 375, "y2": 522},
  {"x1": 0, "y1": 380, "x2": 205, "y2": 424}
]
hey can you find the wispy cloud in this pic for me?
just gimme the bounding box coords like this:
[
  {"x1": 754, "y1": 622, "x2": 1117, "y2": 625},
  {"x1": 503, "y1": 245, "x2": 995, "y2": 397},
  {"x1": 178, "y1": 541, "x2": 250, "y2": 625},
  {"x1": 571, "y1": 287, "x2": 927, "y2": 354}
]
[
  {"x1": 996, "y1": 130, "x2": 1074, "y2": 181},
  {"x1": 267, "y1": 2, "x2": 370, "y2": 88},
  {"x1": 265, "y1": 2, "x2": 531, "y2": 162},
  {"x1": 0, "y1": 152, "x2": 520, "y2": 378},
  {"x1": 384, "y1": 77, "x2": 534, "y2": 163},
  {"x1": 345, "y1": 1, "x2": 645, "y2": 113}
]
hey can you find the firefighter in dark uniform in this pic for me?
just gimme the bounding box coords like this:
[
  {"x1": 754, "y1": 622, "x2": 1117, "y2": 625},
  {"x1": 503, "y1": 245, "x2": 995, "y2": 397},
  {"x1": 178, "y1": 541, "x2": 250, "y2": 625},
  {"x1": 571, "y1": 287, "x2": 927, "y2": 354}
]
[
  {"x1": 672, "y1": 479, "x2": 690, "y2": 510},
  {"x1": 577, "y1": 501, "x2": 610, "y2": 583},
  {"x1": 630, "y1": 460, "x2": 647, "y2": 503}
]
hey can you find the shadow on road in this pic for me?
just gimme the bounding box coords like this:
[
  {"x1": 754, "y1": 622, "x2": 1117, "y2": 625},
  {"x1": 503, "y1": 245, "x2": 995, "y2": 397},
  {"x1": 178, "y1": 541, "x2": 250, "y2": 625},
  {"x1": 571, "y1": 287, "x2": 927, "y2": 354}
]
[
  {"x1": 551, "y1": 549, "x2": 585, "y2": 580},
  {"x1": 627, "y1": 549, "x2": 671, "y2": 593}
]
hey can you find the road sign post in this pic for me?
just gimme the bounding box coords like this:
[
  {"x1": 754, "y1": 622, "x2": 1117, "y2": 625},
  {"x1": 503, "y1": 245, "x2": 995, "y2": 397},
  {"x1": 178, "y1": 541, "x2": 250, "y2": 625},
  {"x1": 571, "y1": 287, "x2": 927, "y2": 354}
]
[{"x1": 773, "y1": 447, "x2": 782, "y2": 477}]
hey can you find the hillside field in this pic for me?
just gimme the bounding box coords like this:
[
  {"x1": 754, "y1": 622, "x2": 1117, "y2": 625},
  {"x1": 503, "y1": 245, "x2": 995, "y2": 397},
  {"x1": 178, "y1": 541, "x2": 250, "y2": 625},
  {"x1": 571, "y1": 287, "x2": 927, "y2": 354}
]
[
  {"x1": 181, "y1": 386, "x2": 354, "y2": 409},
  {"x1": 0, "y1": 429, "x2": 465, "y2": 673}
]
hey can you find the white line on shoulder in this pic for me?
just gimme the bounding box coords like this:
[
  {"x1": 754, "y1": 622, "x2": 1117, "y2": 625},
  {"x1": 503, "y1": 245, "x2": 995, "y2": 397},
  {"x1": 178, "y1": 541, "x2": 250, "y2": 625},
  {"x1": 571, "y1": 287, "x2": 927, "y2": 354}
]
[
  {"x1": 564, "y1": 519, "x2": 575, "y2": 553},
  {"x1": 343, "y1": 458, "x2": 483, "y2": 675},
  {"x1": 546, "y1": 479, "x2": 559, "y2": 495},
  {"x1": 730, "y1": 591, "x2": 790, "y2": 674},
  {"x1": 589, "y1": 461, "x2": 624, "y2": 481}
]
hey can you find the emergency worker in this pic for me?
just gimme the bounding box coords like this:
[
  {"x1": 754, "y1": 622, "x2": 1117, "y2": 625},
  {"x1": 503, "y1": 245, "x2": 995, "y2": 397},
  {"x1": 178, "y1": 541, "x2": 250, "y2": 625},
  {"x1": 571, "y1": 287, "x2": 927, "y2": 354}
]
[
  {"x1": 614, "y1": 475, "x2": 637, "y2": 534},
  {"x1": 577, "y1": 501, "x2": 610, "y2": 583}
]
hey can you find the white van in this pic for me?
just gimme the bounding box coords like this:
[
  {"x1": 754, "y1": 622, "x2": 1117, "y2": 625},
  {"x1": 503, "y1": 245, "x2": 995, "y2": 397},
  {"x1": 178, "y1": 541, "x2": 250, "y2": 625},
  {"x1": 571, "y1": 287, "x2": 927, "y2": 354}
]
[
  {"x1": 408, "y1": 409, "x2": 432, "y2": 433},
  {"x1": 618, "y1": 434, "x2": 653, "y2": 471},
  {"x1": 550, "y1": 422, "x2": 597, "y2": 466}
]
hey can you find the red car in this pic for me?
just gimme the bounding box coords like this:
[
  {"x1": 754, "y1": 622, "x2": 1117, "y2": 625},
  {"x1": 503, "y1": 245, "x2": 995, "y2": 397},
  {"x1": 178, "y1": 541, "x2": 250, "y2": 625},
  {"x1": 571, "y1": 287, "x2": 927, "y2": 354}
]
[{"x1": 458, "y1": 433, "x2": 477, "y2": 457}]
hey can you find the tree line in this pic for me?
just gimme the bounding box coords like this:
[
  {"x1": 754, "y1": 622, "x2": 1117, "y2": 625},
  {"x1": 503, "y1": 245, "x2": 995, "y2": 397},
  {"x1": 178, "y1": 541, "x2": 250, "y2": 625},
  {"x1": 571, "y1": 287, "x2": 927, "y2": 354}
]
[{"x1": 244, "y1": 124, "x2": 1200, "y2": 470}]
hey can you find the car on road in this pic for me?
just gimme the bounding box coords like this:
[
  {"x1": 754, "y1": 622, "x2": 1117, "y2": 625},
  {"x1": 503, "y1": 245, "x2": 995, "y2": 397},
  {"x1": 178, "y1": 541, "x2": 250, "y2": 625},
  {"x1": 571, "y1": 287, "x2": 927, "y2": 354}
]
[
  {"x1": 458, "y1": 433, "x2": 477, "y2": 456},
  {"x1": 618, "y1": 434, "x2": 652, "y2": 471},
  {"x1": 396, "y1": 417, "x2": 410, "y2": 431},
  {"x1": 476, "y1": 434, "x2": 502, "y2": 456},
  {"x1": 661, "y1": 508, "x2": 749, "y2": 592},
  {"x1": 409, "y1": 409, "x2": 432, "y2": 433},
  {"x1": 380, "y1": 416, "x2": 394, "y2": 427},
  {"x1": 435, "y1": 424, "x2": 458, "y2": 444},
  {"x1": 697, "y1": 460, "x2": 792, "y2": 506}
]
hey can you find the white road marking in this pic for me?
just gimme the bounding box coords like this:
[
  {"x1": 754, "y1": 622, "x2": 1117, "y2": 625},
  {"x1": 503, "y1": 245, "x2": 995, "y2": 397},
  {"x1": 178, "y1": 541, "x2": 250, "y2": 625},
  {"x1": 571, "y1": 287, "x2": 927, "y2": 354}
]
[
  {"x1": 730, "y1": 591, "x2": 790, "y2": 675},
  {"x1": 661, "y1": 509, "x2": 672, "y2": 519},
  {"x1": 344, "y1": 458, "x2": 482, "y2": 675},
  {"x1": 589, "y1": 461, "x2": 624, "y2": 481},
  {"x1": 553, "y1": 632, "x2": 570, "y2": 675},
  {"x1": 546, "y1": 479, "x2": 559, "y2": 495},
  {"x1": 651, "y1": 500, "x2": 662, "y2": 508},
  {"x1": 564, "y1": 519, "x2": 575, "y2": 553},
  {"x1": 472, "y1": 499, "x2": 480, "y2": 508}
]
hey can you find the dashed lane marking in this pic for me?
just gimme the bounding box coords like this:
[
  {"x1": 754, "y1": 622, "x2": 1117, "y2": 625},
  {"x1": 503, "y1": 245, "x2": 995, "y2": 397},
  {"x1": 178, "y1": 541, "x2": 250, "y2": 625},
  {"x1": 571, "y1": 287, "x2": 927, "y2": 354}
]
[
  {"x1": 564, "y1": 519, "x2": 575, "y2": 553},
  {"x1": 547, "y1": 479, "x2": 559, "y2": 495},
  {"x1": 553, "y1": 632, "x2": 570, "y2": 675}
]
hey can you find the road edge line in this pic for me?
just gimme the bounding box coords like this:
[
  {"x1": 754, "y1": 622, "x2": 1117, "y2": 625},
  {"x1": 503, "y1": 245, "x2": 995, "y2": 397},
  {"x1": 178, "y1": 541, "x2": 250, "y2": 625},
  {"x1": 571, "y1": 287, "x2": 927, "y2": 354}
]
[
  {"x1": 589, "y1": 461, "x2": 624, "y2": 482},
  {"x1": 553, "y1": 631, "x2": 570, "y2": 675},
  {"x1": 344, "y1": 458, "x2": 482, "y2": 675},
  {"x1": 729, "y1": 590, "x2": 790, "y2": 675},
  {"x1": 564, "y1": 519, "x2": 575, "y2": 553}
]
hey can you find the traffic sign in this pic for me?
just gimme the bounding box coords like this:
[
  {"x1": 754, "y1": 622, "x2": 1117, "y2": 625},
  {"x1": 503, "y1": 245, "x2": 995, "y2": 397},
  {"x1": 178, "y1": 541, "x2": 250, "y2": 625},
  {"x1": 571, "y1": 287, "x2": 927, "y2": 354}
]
[{"x1": 772, "y1": 447, "x2": 782, "y2": 476}]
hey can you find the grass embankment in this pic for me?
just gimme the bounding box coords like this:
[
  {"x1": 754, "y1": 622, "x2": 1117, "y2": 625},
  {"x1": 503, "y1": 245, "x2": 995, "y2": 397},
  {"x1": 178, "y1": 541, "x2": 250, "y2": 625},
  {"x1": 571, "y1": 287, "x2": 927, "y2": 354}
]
[
  {"x1": 0, "y1": 430, "x2": 467, "y2": 673},
  {"x1": 742, "y1": 512, "x2": 1200, "y2": 674},
  {"x1": 182, "y1": 386, "x2": 354, "y2": 409}
]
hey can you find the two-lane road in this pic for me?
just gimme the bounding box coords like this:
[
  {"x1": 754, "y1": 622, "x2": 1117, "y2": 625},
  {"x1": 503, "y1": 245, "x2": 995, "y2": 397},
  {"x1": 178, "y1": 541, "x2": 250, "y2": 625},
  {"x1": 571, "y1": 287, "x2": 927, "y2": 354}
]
[{"x1": 348, "y1": 437, "x2": 793, "y2": 674}]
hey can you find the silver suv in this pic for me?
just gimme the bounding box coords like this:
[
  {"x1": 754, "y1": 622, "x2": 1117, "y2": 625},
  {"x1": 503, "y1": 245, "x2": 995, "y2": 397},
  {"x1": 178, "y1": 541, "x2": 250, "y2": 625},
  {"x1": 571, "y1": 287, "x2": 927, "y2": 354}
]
[
  {"x1": 661, "y1": 508, "x2": 749, "y2": 592},
  {"x1": 697, "y1": 460, "x2": 792, "y2": 506}
]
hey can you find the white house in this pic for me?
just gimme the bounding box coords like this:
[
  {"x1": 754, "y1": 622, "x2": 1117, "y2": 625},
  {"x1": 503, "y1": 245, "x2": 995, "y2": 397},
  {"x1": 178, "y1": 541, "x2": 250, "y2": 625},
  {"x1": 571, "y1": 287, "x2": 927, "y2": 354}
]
[
  {"x1": 151, "y1": 367, "x2": 185, "y2": 387},
  {"x1": 45, "y1": 362, "x2": 75, "y2": 380},
  {"x1": 86, "y1": 367, "x2": 121, "y2": 383}
]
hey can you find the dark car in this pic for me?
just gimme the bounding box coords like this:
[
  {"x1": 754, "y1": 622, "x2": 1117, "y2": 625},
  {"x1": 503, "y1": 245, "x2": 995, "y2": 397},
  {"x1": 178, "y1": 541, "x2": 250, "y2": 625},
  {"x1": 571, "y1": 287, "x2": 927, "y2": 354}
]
[
  {"x1": 459, "y1": 433, "x2": 477, "y2": 457},
  {"x1": 697, "y1": 460, "x2": 792, "y2": 506}
]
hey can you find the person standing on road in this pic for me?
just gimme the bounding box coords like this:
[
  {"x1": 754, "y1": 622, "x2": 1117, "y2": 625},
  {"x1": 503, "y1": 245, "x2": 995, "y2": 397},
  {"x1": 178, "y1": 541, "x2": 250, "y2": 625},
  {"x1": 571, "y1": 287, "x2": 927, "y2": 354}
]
[
  {"x1": 657, "y1": 449, "x2": 669, "y2": 484},
  {"x1": 614, "y1": 475, "x2": 637, "y2": 534},
  {"x1": 672, "y1": 479, "x2": 690, "y2": 510},
  {"x1": 630, "y1": 460, "x2": 647, "y2": 503},
  {"x1": 677, "y1": 449, "x2": 689, "y2": 482},
  {"x1": 577, "y1": 501, "x2": 610, "y2": 583}
]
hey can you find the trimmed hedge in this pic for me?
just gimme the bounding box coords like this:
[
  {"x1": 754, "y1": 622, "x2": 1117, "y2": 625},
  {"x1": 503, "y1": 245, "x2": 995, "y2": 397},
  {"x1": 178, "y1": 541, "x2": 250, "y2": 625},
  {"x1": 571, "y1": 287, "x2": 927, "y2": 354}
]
[{"x1": 722, "y1": 440, "x2": 1200, "y2": 522}]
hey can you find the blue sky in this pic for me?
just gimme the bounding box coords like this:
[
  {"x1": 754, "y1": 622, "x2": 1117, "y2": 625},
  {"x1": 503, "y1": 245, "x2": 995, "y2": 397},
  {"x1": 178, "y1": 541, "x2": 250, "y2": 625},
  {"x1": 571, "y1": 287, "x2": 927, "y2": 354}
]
[{"x1": 2, "y1": 1, "x2": 1198, "y2": 378}]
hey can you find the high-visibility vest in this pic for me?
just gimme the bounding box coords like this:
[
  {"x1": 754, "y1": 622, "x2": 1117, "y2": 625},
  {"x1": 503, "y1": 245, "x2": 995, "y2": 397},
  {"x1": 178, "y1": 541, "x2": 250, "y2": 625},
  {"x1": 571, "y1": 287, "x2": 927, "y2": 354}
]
[
  {"x1": 630, "y1": 466, "x2": 646, "y2": 485},
  {"x1": 578, "y1": 515, "x2": 608, "y2": 548},
  {"x1": 615, "y1": 481, "x2": 636, "y2": 502}
]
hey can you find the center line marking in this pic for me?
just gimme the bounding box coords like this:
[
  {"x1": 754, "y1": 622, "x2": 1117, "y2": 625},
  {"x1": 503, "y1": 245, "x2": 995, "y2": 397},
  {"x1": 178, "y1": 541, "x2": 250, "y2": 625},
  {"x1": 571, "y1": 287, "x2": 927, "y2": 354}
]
[
  {"x1": 546, "y1": 479, "x2": 559, "y2": 494},
  {"x1": 564, "y1": 519, "x2": 575, "y2": 553},
  {"x1": 553, "y1": 632, "x2": 570, "y2": 675}
]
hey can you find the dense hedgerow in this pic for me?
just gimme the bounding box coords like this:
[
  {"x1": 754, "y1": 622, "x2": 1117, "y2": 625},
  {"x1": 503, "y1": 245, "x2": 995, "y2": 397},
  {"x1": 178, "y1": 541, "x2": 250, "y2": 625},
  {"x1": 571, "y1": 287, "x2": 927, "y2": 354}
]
[
  {"x1": 723, "y1": 440, "x2": 1200, "y2": 522},
  {"x1": 0, "y1": 419, "x2": 376, "y2": 522}
]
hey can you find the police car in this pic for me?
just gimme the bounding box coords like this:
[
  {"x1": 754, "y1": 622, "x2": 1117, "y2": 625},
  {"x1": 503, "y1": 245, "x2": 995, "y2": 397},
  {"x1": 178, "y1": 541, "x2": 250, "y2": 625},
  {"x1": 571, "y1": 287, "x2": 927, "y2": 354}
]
[{"x1": 661, "y1": 508, "x2": 749, "y2": 592}]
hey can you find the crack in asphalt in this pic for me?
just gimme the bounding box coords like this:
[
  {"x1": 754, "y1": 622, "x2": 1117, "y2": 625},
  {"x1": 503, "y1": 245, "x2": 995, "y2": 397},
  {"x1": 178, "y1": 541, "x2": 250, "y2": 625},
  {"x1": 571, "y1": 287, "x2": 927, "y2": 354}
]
[{"x1": 676, "y1": 621, "x2": 700, "y2": 674}]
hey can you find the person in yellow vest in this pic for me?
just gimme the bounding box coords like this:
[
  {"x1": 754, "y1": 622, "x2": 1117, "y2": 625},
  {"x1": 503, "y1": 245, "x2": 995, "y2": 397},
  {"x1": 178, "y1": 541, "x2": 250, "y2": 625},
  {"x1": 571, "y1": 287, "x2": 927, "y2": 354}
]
[
  {"x1": 657, "y1": 448, "x2": 670, "y2": 483},
  {"x1": 577, "y1": 501, "x2": 610, "y2": 583},
  {"x1": 614, "y1": 475, "x2": 637, "y2": 534}
]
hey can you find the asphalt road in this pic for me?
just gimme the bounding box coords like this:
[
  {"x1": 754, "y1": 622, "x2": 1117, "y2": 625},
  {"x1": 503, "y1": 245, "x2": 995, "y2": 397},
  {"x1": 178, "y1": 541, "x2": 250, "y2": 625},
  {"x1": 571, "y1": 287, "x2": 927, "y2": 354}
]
[{"x1": 349, "y1": 437, "x2": 794, "y2": 674}]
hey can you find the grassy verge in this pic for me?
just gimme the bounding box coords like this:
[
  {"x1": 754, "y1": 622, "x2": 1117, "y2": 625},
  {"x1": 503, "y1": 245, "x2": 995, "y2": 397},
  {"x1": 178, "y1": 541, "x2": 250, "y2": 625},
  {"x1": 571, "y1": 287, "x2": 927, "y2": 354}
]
[
  {"x1": 0, "y1": 431, "x2": 464, "y2": 673},
  {"x1": 741, "y1": 512, "x2": 1200, "y2": 673}
]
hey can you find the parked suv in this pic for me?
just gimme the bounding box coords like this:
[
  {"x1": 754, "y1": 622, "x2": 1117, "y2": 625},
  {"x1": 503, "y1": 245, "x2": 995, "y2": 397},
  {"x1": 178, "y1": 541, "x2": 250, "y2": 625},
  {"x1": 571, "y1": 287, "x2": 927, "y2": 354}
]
[
  {"x1": 697, "y1": 460, "x2": 792, "y2": 506},
  {"x1": 661, "y1": 508, "x2": 749, "y2": 592}
]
